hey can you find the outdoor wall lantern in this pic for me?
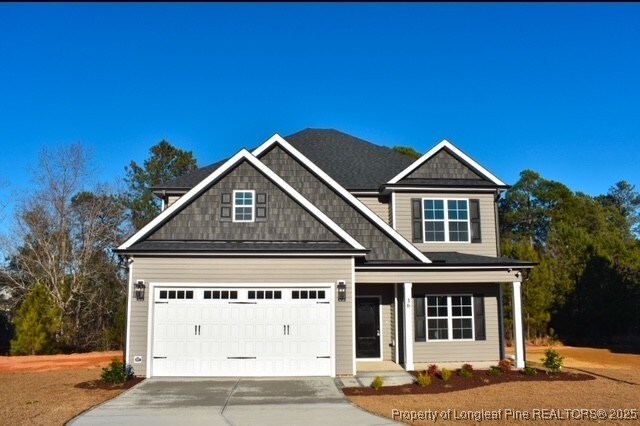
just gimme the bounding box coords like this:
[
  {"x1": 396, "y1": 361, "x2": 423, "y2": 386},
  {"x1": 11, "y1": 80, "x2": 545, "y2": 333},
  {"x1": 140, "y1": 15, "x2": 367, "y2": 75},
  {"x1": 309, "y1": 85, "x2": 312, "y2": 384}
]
[
  {"x1": 337, "y1": 280, "x2": 346, "y2": 302},
  {"x1": 135, "y1": 280, "x2": 146, "y2": 301}
]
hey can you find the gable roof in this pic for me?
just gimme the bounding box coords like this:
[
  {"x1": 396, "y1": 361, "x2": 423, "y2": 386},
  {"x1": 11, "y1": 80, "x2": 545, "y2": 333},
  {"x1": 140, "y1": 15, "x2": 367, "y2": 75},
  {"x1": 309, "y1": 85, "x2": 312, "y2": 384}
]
[
  {"x1": 154, "y1": 128, "x2": 416, "y2": 192},
  {"x1": 118, "y1": 149, "x2": 366, "y2": 252},
  {"x1": 253, "y1": 134, "x2": 431, "y2": 264},
  {"x1": 284, "y1": 129, "x2": 415, "y2": 190},
  {"x1": 387, "y1": 139, "x2": 508, "y2": 187}
]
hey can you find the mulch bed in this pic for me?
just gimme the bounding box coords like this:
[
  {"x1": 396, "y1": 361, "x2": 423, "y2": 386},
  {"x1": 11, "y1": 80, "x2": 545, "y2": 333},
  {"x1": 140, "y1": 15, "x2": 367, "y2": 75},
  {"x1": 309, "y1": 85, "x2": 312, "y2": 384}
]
[
  {"x1": 342, "y1": 368, "x2": 595, "y2": 396},
  {"x1": 74, "y1": 376, "x2": 145, "y2": 391}
]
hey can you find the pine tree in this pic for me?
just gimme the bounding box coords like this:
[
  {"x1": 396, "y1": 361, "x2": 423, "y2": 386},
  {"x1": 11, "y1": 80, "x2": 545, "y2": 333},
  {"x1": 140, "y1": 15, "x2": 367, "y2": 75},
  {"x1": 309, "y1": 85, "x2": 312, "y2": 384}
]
[{"x1": 10, "y1": 284, "x2": 61, "y2": 355}]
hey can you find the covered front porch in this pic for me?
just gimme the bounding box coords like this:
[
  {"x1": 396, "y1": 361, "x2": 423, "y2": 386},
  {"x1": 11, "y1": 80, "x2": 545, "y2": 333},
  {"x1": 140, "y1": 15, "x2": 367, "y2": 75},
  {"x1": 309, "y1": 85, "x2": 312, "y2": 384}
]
[{"x1": 354, "y1": 267, "x2": 527, "y2": 372}]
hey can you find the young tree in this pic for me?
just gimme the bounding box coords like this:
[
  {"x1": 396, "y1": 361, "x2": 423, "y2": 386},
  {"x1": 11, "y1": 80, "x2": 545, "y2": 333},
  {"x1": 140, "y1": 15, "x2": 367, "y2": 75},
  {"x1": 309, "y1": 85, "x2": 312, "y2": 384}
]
[
  {"x1": 124, "y1": 140, "x2": 198, "y2": 230},
  {"x1": 10, "y1": 284, "x2": 60, "y2": 355}
]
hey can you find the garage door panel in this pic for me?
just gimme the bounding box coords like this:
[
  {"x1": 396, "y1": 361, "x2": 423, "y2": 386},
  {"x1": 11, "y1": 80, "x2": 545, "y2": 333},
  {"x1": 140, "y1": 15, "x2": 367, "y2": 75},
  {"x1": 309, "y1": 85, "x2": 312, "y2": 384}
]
[{"x1": 152, "y1": 286, "x2": 332, "y2": 377}]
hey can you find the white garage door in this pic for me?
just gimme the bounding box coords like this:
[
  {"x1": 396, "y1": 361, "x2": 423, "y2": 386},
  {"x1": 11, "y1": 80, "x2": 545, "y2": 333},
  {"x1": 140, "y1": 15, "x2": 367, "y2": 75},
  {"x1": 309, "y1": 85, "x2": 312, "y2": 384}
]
[{"x1": 152, "y1": 286, "x2": 332, "y2": 377}]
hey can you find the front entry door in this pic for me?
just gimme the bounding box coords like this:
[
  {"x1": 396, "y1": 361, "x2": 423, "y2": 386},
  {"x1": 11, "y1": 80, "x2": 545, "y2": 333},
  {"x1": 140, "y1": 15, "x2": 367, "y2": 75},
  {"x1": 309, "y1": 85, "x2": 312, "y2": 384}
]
[{"x1": 355, "y1": 297, "x2": 381, "y2": 359}]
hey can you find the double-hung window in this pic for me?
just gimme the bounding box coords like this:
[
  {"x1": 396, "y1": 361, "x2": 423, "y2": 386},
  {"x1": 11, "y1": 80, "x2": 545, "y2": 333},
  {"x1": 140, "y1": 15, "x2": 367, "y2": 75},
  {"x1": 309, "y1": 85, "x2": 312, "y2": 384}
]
[
  {"x1": 425, "y1": 295, "x2": 474, "y2": 341},
  {"x1": 423, "y1": 199, "x2": 470, "y2": 242},
  {"x1": 233, "y1": 190, "x2": 255, "y2": 222}
]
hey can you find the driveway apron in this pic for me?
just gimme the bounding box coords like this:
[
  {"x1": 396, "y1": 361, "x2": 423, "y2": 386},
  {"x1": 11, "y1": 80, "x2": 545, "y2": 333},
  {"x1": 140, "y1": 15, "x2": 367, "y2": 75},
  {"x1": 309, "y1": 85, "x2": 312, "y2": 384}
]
[{"x1": 68, "y1": 378, "x2": 397, "y2": 425}]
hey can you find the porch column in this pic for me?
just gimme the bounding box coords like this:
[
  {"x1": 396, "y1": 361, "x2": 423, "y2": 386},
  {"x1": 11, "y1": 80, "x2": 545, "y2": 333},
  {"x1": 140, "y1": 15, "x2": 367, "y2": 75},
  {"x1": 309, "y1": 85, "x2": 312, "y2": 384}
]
[
  {"x1": 403, "y1": 282, "x2": 414, "y2": 371},
  {"x1": 512, "y1": 281, "x2": 525, "y2": 369}
]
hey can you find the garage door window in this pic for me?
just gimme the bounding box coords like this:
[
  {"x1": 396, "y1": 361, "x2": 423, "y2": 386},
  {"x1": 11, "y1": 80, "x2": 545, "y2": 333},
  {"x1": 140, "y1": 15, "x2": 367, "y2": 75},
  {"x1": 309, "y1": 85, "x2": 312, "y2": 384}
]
[
  {"x1": 159, "y1": 290, "x2": 194, "y2": 300},
  {"x1": 248, "y1": 290, "x2": 282, "y2": 299},
  {"x1": 204, "y1": 290, "x2": 238, "y2": 300},
  {"x1": 292, "y1": 290, "x2": 326, "y2": 300}
]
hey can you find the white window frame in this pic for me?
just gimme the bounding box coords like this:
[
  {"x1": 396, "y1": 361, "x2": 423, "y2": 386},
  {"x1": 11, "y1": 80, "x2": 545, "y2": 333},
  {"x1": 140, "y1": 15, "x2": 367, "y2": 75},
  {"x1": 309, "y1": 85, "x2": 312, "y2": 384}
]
[
  {"x1": 422, "y1": 198, "x2": 471, "y2": 243},
  {"x1": 425, "y1": 294, "x2": 475, "y2": 342},
  {"x1": 232, "y1": 190, "x2": 255, "y2": 222}
]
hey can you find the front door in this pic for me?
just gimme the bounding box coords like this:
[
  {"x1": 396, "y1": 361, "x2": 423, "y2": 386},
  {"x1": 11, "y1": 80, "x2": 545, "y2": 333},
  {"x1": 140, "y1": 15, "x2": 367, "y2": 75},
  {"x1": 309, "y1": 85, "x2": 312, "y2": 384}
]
[{"x1": 355, "y1": 297, "x2": 381, "y2": 359}]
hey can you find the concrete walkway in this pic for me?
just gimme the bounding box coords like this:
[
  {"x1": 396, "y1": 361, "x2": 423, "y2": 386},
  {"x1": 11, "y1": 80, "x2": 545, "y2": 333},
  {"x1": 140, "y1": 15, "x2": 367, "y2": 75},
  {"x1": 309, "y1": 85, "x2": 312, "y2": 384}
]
[{"x1": 68, "y1": 378, "x2": 398, "y2": 426}]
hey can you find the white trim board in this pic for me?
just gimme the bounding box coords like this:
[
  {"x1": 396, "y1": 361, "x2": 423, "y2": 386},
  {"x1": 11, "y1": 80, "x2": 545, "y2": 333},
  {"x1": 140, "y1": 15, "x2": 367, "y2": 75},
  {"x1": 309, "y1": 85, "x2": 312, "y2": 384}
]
[
  {"x1": 118, "y1": 149, "x2": 366, "y2": 252},
  {"x1": 387, "y1": 139, "x2": 507, "y2": 186},
  {"x1": 252, "y1": 134, "x2": 431, "y2": 264}
]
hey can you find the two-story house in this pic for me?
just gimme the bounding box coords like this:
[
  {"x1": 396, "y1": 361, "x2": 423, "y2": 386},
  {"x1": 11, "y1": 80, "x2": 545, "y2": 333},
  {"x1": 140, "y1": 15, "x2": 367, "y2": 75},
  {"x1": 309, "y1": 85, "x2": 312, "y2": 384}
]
[{"x1": 116, "y1": 129, "x2": 533, "y2": 378}]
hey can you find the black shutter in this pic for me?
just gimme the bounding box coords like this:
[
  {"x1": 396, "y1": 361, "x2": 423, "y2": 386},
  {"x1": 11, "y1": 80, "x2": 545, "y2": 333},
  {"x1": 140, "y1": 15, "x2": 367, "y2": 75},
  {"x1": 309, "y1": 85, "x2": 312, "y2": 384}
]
[
  {"x1": 255, "y1": 192, "x2": 267, "y2": 222},
  {"x1": 473, "y1": 294, "x2": 486, "y2": 341},
  {"x1": 411, "y1": 198, "x2": 423, "y2": 242},
  {"x1": 414, "y1": 296, "x2": 425, "y2": 342},
  {"x1": 470, "y1": 199, "x2": 481, "y2": 243},
  {"x1": 220, "y1": 192, "x2": 232, "y2": 222}
]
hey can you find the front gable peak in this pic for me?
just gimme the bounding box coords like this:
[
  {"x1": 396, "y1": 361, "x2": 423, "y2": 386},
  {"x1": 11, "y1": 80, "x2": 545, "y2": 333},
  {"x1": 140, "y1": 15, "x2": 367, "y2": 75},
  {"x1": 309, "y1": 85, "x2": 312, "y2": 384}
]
[{"x1": 387, "y1": 139, "x2": 507, "y2": 187}]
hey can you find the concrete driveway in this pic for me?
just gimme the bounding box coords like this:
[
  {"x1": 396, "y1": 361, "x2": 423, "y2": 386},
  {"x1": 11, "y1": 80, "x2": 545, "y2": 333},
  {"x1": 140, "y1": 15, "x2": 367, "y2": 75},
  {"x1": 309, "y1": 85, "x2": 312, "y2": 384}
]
[{"x1": 68, "y1": 378, "x2": 397, "y2": 425}]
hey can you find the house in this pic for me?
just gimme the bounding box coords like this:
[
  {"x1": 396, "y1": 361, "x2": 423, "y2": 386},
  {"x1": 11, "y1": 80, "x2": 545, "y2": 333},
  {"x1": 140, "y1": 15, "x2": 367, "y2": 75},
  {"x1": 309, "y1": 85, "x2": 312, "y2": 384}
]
[{"x1": 116, "y1": 129, "x2": 533, "y2": 378}]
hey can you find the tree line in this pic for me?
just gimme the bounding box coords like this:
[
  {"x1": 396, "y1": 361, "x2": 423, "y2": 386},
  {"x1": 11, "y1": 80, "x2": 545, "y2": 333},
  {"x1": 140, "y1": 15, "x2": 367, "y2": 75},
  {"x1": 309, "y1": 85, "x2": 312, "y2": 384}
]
[
  {"x1": 0, "y1": 141, "x2": 197, "y2": 354},
  {"x1": 0, "y1": 142, "x2": 638, "y2": 355}
]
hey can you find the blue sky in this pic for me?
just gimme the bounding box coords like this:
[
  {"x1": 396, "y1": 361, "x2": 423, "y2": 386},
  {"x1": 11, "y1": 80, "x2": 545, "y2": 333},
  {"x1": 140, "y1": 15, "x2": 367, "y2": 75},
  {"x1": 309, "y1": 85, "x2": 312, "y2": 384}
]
[{"x1": 1, "y1": 3, "x2": 639, "y2": 230}]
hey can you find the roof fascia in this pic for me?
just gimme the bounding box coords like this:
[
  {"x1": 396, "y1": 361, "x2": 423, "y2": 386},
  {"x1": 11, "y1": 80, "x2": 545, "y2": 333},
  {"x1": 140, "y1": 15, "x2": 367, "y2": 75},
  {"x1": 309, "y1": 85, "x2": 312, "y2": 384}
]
[
  {"x1": 387, "y1": 139, "x2": 507, "y2": 186},
  {"x1": 252, "y1": 134, "x2": 431, "y2": 264},
  {"x1": 119, "y1": 149, "x2": 366, "y2": 252}
]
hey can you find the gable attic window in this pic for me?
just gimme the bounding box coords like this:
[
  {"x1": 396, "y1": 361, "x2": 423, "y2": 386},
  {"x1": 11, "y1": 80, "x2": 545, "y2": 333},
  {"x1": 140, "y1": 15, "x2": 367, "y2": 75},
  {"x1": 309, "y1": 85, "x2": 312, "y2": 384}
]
[
  {"x1": 233, "y1": 190, "x2": 255, "y2": 222},
  {"x1": 423, "y1": 199, "x2": 470, "y2": 243}
]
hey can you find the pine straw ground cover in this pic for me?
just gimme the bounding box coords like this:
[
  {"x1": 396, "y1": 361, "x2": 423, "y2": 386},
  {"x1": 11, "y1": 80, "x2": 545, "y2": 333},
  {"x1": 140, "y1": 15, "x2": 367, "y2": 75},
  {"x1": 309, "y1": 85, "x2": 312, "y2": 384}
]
[
  {"x1": 0, "y1": 352, "x2": 141, "y2": 426},
  {"x1": 347, "y1": 347, "x2": 640, "y2": 425}
]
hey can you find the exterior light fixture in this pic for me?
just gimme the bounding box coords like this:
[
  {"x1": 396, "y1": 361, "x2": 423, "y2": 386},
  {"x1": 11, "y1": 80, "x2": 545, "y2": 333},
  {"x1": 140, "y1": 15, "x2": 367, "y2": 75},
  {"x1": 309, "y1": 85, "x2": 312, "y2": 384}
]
[
  {"x1": 135, "y1": 280, "x2": 146, "y2": 301},
  {"x1": 337, "y1": 280, "x2": 346, "y2": 302}
]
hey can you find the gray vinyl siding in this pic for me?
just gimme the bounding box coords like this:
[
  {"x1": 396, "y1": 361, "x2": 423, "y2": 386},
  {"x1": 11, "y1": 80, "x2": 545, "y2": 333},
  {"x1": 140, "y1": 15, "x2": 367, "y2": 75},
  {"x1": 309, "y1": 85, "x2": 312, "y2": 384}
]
[
  {"x1": 412, "y1": 283, "x2": 500, "y2": 364},
  {"x1": 167, "y1": 196, "x2": 180, "y2": 207},
  {"x1": 394, "y1": 192, "x2": 498, "y2": 257},
  {"x1": 356, "y1": 284, "x2": 394, "y2": 361},
  {"x1": 128, "y1": 257, "x2": 354, "y2": 376},
  {"x1": 147, "y1": 161, "x2": 339, "y2": 242},
  {"x1": 357, "y1": 196, "x2": 390, "y2": 224},
  {"x1": 406, "y1": 149, "x2": 484, "y2": 180},
  {"x1": 260, "y1": 146, "x2": 415, "y2": 262}
]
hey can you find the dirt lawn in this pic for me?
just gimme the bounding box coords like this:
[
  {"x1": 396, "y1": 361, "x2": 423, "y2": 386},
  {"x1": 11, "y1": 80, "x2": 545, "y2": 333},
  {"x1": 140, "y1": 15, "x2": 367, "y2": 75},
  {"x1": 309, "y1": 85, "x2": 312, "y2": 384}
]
[
  {"x1": 0, "y1": 351, "x2": 128, "y2": 426},
  {"x1": 349, "y1": 346, "x2": 640, "y2": 425}
]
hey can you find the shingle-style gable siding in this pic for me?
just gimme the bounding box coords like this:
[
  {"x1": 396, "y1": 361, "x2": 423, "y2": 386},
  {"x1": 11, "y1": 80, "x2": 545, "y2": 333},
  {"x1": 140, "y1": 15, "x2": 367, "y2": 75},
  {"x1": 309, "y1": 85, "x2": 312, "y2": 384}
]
[
  {"x1": 404, "y1": 149, "x2": 484, "y2": 181},
  {"x1": 145, "y1": 161, "x2": 340, "y2": 242},
  {"x1": 260, "y1": 145, "x2": 415, "y2": 262}
]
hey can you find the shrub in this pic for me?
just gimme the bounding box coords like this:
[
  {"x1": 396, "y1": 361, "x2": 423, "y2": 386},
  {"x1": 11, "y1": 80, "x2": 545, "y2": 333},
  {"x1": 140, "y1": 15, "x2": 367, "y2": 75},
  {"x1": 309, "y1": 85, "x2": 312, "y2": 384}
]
[
  {"x1": 498, "y1": 358, "x2": 513, "y2": 373},
  {"x1": 416, "y1": 372, "x2": 432, "y2": 387},
  {"x1": 101, "y1": 358, "x2": 133, "y2": 384},
  {"x1": 427, "y1": 364, "x2": 439, "y2": 377},
  {"x1": 370, "y1": 376, "x2": 384, "y2": 390},
  {"x1": 441, "y1": 368, "x2": 452, "y2": 381},
  {"x1": 542, "y1": 348, "x2": 564, "y2": 375},
  {"x1": 461, "y1": 363, "x2": 474, "y2": 373},
  {"x1": 523, "y1": 366, "x2": 538, "y2": 377},
  {"x1": 458, "y1": 368, "x2": 473, "y2": 379},
  {"x1": 489, "y1": 366, "x2": 502, "y2": 377}
]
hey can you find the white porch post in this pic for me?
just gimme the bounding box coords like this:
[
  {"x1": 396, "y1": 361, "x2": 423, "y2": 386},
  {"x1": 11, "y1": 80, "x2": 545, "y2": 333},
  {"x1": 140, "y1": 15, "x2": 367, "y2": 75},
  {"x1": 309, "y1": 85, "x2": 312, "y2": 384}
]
[
  {"x1": 403, "y1": 282, "x2": 414, "y2": 371},
  {"x1": 512, "y1": 281, "x2": 525, "y2": 369}
]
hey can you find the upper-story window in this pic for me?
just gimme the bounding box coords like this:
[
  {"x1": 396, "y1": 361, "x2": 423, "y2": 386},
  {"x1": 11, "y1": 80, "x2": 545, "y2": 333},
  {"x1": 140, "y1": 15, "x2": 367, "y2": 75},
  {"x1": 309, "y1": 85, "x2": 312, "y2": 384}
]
[
  {"x1": 233, "y1": 190, "x2": 255, "y2": 222},
  {"x1": 423, "y1": 199, "x2": 469, "y2": 242}
]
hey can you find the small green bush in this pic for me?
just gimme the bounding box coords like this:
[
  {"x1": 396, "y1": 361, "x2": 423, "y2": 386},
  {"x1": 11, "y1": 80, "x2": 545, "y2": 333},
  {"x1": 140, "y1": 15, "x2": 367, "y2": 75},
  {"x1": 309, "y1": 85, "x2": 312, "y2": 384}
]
[
  {"x1": 416, "y1": 372, "x2": 432, "y2": 387},
  {"x1": 427, "y1": 364, "x2": 439, "y2": 377},
  {"x1": 523, "y1": 366, "x2": 538, "y2": 377},
  {"x1": 101, "y1": 358, "x2": 133, "y2": 384},
  {"x1": 542, "y1": 348, "x2": 564, "y2": 375},
  {"x1": 498, "y1": 358, "x2": 513, "y2": 372},
  {"x1": 489, "y1": 366, "x2": 502, "y2": 377},
  {"x1": 458, "y1": 363, "x2": 474, "y2": 378},
  {"x1": 441, "y1": 368, "x2": 452, "y2": 381},
  {"x1": 370, "y1": 376, "x2": 384, "y2": 390},
  {"x1": 458, "y1": 369, "x2": 473, "y2": 379}
]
